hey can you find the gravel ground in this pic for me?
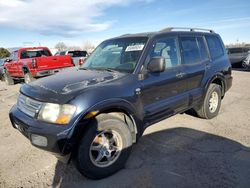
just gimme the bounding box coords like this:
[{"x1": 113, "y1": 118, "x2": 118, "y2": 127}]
[{"x1": 0, "y1": 70, "x2": 250, "y2": 188}]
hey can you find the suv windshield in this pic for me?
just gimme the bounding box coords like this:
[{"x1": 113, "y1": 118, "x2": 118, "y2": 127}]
[{"x1": 83, "y1": 37, "x2": 148, "y2": 73}]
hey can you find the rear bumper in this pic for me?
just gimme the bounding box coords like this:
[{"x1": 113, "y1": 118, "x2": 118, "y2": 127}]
[
  {"x1": 9, "y1": 105, "x2": 73, "y2": 161},
  {"x1": 35, "y1": 67, "x2": 67, "y2": 77}
]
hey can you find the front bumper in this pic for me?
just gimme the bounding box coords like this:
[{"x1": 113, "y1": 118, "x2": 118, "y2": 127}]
[{"x1": 9, "y1": 105, "x2": 73, "y2": 160}]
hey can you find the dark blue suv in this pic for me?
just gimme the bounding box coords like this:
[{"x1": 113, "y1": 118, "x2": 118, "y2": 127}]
[{"x1": 9, "y1": 27, "x2": 232, "y2": 179}]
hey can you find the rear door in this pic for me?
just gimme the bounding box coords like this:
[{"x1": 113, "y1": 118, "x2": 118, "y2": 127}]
[
  {"x1": 140, "y1": 36, "x2": 189, "y2": 123},
  {"x1": 179, "y1": 35, "x2": 209, "y2": 107}
]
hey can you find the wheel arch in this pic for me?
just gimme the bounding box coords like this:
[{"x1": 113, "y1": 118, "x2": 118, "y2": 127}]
[
  {"x1": 22, "y1": 66, "x2": 30, "y2": 74},
  {"x1": 206, "y1": 74, "x2": 226, "y2": 98},
  {"x1": 65, "y1": 99, "x2": 143, "y2": 156}
]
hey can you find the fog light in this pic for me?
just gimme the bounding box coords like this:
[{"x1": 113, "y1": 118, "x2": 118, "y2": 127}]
[{"x1": 31, "y1": 134, "x2": 48, "y2": 147}]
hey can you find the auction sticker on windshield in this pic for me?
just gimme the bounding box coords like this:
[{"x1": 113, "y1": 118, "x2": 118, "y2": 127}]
[{"x1": 125, "y1": 44, "x2": 144, "y2": 52}]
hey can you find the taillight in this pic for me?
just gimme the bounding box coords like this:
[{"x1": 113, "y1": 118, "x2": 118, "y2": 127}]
[
  {"x1": 32, "y1": 58, "x2": 37, "y2": 68},
  {"x1": 79, "y1": 58, "x2": 84, "y2": 66}
]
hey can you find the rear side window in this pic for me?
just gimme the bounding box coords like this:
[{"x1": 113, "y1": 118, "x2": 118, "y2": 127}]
[
  {"x1": 197, "y1": 37, "x2": 209, "y2": 61},
  {"x1": 180, "y1": 36, "x2": 200, "y2": 64},
  {"x1": 206, "y1": 35, "x2": 224, "y2": 59}
]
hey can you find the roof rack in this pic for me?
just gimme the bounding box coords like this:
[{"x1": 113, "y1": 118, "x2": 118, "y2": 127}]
[{"x1": 160, "y1": 27, "x2": 215, "y2": 33}]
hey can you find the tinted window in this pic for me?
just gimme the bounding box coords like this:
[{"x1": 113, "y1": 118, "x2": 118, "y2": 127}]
[
  {"x1": 228, "y1": 48, "x2": 243, "y2": 54},
  {"x1": 150, "y1": 37, "x2": 180, "y2": 69},
  {"x1": 68, "y1": 51, "x2": 88, "y2": 57},
  {"x1": 180, "y1": 37, "x2": 200, "y2": 64},
  {"x1": 197, "y1": 37, "x2": 209, "y2": 61},
  {"x1": 20, "y1": 49, "x2": 51, "y2": 59},
  {"x1": 243, "y1": 48, "x2": 250, "y2": 53},
  {"x1": 206, "y1": 35, "x2": 224, "y2": 59}
]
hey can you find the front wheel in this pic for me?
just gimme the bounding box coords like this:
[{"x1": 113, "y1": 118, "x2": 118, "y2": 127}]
[
  {"x1": 24, "y1": 73, "x2": 35, "y2": 84},
  {"x1": 195, "y1": 84, "x2": 222, "y2": 119},
  {"x1": 74, "y1": 114, "x2": 133, "y2": 179}
]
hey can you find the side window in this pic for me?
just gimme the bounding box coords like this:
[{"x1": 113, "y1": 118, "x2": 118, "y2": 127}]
[
  {"x1": 197, "y1": 37, "x2": 209, "y2": 61},
  {"x1": 206, "y1": 35, "x2": 224, "y2": 60},
  {"x1": 180, "y1": 36, "x2": 200, "y2": 64},
  {"x1": 150, "y1": 37, "x2": 180, "y2": 69}
]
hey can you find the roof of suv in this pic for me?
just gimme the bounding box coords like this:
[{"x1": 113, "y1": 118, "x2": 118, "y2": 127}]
[{"x1": 112, "y1": 27, "x2": 217, "y2": 40}]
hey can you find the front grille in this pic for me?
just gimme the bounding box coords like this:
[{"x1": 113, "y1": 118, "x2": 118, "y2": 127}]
[{"x1": 17, "y1": 94, "x2": 43, "y2": 117}]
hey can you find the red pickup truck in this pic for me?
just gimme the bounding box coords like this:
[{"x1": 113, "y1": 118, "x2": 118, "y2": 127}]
[{"x1": 3, "y1": 47, "x2": 74, "y2": 85}]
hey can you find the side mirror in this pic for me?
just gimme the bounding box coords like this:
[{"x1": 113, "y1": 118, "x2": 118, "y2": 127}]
[{"x1": 147, "y1": 57, "x2": 165, "y2": 73}]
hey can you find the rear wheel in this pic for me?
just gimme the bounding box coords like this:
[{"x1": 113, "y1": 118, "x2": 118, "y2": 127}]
[
  {"x1": 196, "y1": 84, "x2": 222, "y2": 119},
  {"x1": 24, "y1": 73, "x2": 35, "y2": 84},
  {"x1": 74, "y1": 114, "x2": 133, "y2": 179}
]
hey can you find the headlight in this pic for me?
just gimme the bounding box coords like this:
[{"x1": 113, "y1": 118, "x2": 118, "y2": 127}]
[{"x1": 38, "y1": 103, "x2": 76, "y2": 124}]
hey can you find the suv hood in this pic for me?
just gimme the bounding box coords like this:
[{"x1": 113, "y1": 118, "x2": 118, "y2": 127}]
[{"x1": 21, "y1": 68, "x2": 125, "y2": 103}]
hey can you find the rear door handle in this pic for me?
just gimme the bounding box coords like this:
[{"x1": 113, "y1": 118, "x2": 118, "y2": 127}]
[{"x1": 176, "y1": 72, "x2": 185, "y2": 78}]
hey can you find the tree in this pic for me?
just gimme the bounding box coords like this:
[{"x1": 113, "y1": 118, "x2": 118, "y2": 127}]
[
  {"x1": 83, "y1": 41, "x2": 95, "y2": 53},
  {"x1": 55, "y1": 42, "x2": 67, "y2": 51},
  {"x1": 0, "y1": 48, "x2": 10, "y2": 58}
]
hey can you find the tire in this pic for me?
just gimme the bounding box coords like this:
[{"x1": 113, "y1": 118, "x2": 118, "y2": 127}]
[
  {"x1": 196, "y1": 84, "x2": 222, "y2": 119},
  {"x1": 4, "y1": 73, "x2": 14, "y2": 85},
  {"x1": 24, "y1": 73, "x2": 35, "y2": 84},
  {"x1": 74, "y1": 114, "x2": 133, "y2": 179}
]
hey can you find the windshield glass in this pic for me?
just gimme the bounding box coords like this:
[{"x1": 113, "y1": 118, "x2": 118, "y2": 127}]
[{"x1": 83, "y1": 37, "x2": 148, "y2": 73}]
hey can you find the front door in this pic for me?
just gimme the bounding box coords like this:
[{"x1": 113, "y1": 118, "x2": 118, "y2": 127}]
[{"x1": 140, "y1": 36, "x2": 188, "y2": 123}]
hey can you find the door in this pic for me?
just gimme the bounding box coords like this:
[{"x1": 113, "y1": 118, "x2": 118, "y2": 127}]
[
  {"x1": 179, "y1": 36, "x2": 208, "y2": 107},
  {"x1": 140, "y1": 36, "x2": 189, "y2": 122}
]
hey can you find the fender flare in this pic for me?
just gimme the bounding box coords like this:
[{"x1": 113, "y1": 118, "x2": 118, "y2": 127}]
[
  {"x1": 63, "y1": 99, "x2": 143, "y2": 155},
  {"x1": 22, "y1": 65, "x2": 30, "y2": 75},
  {"x1": 205, "y1": 73, "x2": 226, "y2": 97}
]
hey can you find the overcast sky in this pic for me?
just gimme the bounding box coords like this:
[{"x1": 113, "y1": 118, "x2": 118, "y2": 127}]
[{"x1": 0, "y1": 0, "x2": 250, "y2": 48}]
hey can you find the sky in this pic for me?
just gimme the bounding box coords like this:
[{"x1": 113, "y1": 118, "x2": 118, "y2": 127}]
[{"x1": 0, "y1": 0, "x2": 250, "y2": 48}]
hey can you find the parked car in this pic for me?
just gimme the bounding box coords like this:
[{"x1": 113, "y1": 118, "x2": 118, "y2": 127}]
[
  {"x1": 0, "y1": 58, "x2": 7, "y2": 81},
  {"x1": 227, "y1": 47, "x2": 250, "y2": 67},
  {"x1": 243, "y1": 53, "x2": 250, "y2": 69},
  {"x1": 55, "y1": 50, "x2": 88, "y2": 66},
  {"x1": 9, "y1": 27, "x2": 232, "y2": 179},
  {"x1": 3, "y1": 47, "x2": 74, "y2": 85}
]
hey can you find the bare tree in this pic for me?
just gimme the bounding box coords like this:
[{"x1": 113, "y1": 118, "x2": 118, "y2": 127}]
[
  {"x1": 68, "y1": 46, "x2": 81, "y2": 50},
  {"x1": 83, "y1": 41, "x2": 95, "y2": 53},
  {"x1": 55, "y1": 42, "x2": 67, "y2": 51}
]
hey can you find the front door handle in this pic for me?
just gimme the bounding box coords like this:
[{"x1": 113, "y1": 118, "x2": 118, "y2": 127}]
[{"x1": 176, "y1": 72, "x2": 185, "y2": 78}]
